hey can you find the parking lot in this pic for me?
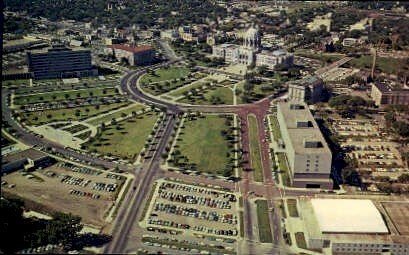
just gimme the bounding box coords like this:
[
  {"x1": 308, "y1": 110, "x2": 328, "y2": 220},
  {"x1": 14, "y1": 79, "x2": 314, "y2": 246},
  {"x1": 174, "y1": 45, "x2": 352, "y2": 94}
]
[
  {"x1": 1, "y1": 162, "x2": 126, "y2": 226},
  {"x1": 139, "y1": 179, "x2": 240, "y2": 253}
]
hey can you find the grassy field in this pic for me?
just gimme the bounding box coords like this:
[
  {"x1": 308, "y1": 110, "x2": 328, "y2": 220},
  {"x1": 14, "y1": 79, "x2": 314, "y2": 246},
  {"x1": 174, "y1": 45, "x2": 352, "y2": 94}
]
[
  {"x1": 139, "y1": 182, "x2": 157, "y2": 221},
  {"x1": 19, "y1": 102, "x2": 130, "y2": 126},
  {"x1": 140, "y1": 66, "x2": 190, "y2": 84},
  {"x1": 86, "y1": 112, "x2": 158, "y2": 160},
  {"x1": 287, "y1": 199, "x2": 299, "y2": 217},
  {"x1": 87, "y1": 103, "x2": 146, "y2": 126},
  {"x1": 277, "y1": 152, "x2": 291, "y2": 186},
  {"x1": 239, "y1": 211, "x2": 244, "y2": 237},
  {"x1": 248, "y1": 115, "x2": 263, "y2": 182},
  {"x1": 168, "y1": 81, "x2": 207, "y2": 98},
  {"x1": 268, "y1": 114, "x2": 282, "y2": 141},
  {"x1": 14, "y1": 87, "x2": 118, "y2": 105},
  {"x1": 2, "y1": 79, "x2": 30, "y2": 87},
  {"x1": 75, "y1": 130, "x2": 92, "y2": 140},
  {"x1": 178, "y1": 86, "x2": 234, "y2": 105},
  {"x1": 295, "y1": 232, "x2": 307, "y2": 249},
  {"x1": 174, "y1": 115, "x2": 232, "y2": 176},
  {"x1": 348, "y1": 56, "x2": 406, "y2": 75},
  {"x1": 255, "y1": 199, "x2": 272, "y2": 243}
]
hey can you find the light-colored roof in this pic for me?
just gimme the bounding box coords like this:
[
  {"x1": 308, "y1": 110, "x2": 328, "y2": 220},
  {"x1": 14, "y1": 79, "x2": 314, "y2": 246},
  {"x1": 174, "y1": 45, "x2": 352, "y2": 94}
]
[{"x1": 311, "y1": 199, "x2": 389, "y2": 234}]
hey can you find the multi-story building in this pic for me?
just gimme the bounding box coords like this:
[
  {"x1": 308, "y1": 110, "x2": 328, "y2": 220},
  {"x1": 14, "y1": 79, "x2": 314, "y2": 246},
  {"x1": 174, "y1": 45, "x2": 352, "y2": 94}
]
[
  {"x1": 276, "y1": 101, "x2": 333, "y2": 189},
  {"x1": 160, "y1": 29, "x2": 180, "y2": 41},
  {"x1": 371, "y1": 82, "x2": 409, "y2": 106},
  {"x1": 212, "y1": 24, "x2": 293, "y2": 69},
  {"x1": 256, "y1": 49, "x2": 294, "y2": 70},
  {"x1": 27, "y1": 45, "x2": 96, "y2": 79},
  {"x1": 106, "y1": 44, "x2": 155, "y2": 66},
  {"x1": 288, "y1": 75, "x2": 324, "y2": 104}
]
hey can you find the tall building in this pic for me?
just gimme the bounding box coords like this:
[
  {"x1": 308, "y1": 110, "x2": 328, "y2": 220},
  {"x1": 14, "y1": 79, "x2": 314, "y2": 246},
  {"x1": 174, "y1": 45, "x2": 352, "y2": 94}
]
[
  {"x1": 106, "y1": 44, "x2": 155, "y2": 66},
  {"x1": 288, "y1": 75, "x2": 324, "y2": 104},
  {"x1": 371, "y1": 82, "x2": 409, "y2": 106},
  {"x1": 212, "y1": 24, "x2": 293, "y2": 69},
  {"x1": 27, "y1": 45, "x2": 96, "y2": 79},
  {"x1": 277, "y1": 101, "x2": 333, "y2": 189}
]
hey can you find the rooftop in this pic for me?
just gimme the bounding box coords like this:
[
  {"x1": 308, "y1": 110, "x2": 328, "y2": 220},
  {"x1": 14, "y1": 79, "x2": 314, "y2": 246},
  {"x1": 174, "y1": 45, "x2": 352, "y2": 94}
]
[
  {"x1": 311, "y1": 199, "x2": 389, "y2": 234},
  {"x1": 373, "y1": 82, "x2": 409, "y2": 93},
  {"x1": 2, "y1": 148, "x2": 48, "y2": 165},
  {"x1": 108, "y1": 44, "x2": 153, "y2": 53}
]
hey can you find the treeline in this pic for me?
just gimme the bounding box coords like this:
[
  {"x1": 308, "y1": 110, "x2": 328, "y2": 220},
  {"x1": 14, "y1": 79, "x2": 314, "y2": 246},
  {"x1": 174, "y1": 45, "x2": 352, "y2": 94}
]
[
  {"x1": 0, "y1": 198, "x2": 111, "y2": 253},
  {"x1": 4, "y1": 0, "x2": 227, "y2": 29}
]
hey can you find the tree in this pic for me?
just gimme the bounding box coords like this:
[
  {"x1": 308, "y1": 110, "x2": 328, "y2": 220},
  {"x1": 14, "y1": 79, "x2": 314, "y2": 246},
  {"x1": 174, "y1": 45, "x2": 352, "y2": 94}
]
[
  {"x1": 392, "y1": 121, "x2": 409, "y2": 137},
  {"x1": 243, "y1": 80, "x2": 254, "y2": 92}
]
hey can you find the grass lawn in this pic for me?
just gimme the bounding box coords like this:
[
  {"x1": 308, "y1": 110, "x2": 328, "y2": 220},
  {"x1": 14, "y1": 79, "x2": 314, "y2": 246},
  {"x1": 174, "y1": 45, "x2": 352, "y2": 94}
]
[
  {"x1": 140, "y1": 66, "x2": 190, "y2": 84},
  {"x1": 19, "y1": 102, "x2": 129, "y2": 126},
  {"x1": 14, "y1": 87, "x2": 117, "y2": 105},
  {"x1": 169, "y1": 81, "x2": 207, "y2": 98},
  {"x1": 348, "y1": 56, "x2": 407, "y2": 75},
  {"x1": 287, "y1": 199, "x2": 299, "y2": 217},
  {"x1": 236, "y1": 81, "x2": 280, "y2": 104},
  {"x1": 173, "y1": 115, "x2": 233, "y2": 176},
  {"x1": 85, "y1": 112, "x2": 158, "y2": 160},
  {"x1": 139, "y1": 182, "x2": 157, "y2": 221},
  {"x1": 248, "y1": 115, "x2": 263, "y2": 182},
  {"x1": 255, "y1": 199, "x2": 273, "y2": 243},
  {"x1": 295, "y1": 232, "x2": 307, "y2": 249},
  {"x1": 62, "y1": 124, "x2": 88, "y2": 134},
  {"x1": 268, "y1": 114, "x2": 282, "y2": 141},
  {"x1": 277, "y1": 152, "x2": 291, "y2": 186},
  {"x1": 87, "y1": 103, "x2": 146, "y2": 126},
  {"x1": 2, "y1": 79, "x2": 30, "y2": 87},
  {"x1": 178, "y1": 86, "x2": 234, "y2": 105}
]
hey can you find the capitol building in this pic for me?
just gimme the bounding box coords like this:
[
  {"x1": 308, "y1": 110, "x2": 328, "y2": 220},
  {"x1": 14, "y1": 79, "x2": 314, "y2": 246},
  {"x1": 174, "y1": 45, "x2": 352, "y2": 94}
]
[{"x1": 212, "y1": 24, "x2": 294, "y2": 70}]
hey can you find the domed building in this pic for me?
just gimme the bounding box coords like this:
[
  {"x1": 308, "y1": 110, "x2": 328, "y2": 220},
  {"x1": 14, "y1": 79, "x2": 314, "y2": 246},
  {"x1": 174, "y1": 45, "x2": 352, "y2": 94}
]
[
  {"x1": 243, "y1": 24, "x2": 261, "y2": 50},
  {"x1": 212, "y1": 24, "x2": 293, "y2": 70}
]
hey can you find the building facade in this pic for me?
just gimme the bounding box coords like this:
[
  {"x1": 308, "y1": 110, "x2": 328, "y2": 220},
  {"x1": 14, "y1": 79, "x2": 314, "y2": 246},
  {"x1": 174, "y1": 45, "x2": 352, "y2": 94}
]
[
  {"x1": 212, "y1": 24, "x2": 293, "y2": 69},
  {"x1": 277, "y1": 101, "x2": 333, "y2": 189},
  {"x1": 288, "y1": 75, "x2": 324, "y2": 103},
  {"x1": 27, "y1": 46, "x2": 96, "y2": 79},
  {"x1": 106, "y1": 44, "x2": 155, "y2": 66},
  {"x1": 371, "y1": 82, "x2": 409, "y2": 106}
]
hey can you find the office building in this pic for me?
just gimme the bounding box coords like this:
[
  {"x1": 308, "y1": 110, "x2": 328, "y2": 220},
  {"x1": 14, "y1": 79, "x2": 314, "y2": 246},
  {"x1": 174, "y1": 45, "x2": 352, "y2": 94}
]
[
  {"x1": 106, "y1": 44, "x2": 155, "y2": 66},
  {"x1": 299, "y1": 198, "x2": 409, "y2": 255},
  {"x1": 288, "y1": 75, "x2": 324, "y2": 103},
  {"x1": 371, "y1": 82, "x2": 409, "y2": 106},
  {"x1": 276, "y1": 101, "x2": 333, "y2": 189},
  {"x1": 27, "y1": 45, "x2": 96, "y2": 79}
]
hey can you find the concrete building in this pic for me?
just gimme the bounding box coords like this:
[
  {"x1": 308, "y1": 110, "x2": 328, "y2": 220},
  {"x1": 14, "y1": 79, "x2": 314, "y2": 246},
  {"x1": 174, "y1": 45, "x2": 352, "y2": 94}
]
[
  {"x1": 371, "y1": 82, "x2": 409, "y2": 106},
  {"x1": 277, "y1": 101, "x2": 333, "y2": 189},
  {"x1": 212, "y1": 24, "x2": 293, "y2": 69},
  {"x1": 106, "y1": 44, "x2": 155, "y2": 66},
  {"x1": 27, "y1": 45, "x2": 96, "y2": 79},
  {"x1": 288, "y1": 76, "x2": 324, "y2": 104},
  {"x1": 342, "y1": 37, "x2": 358, "y2": 47},
  {"x1": 299, "y1": 198, "x2": 409, "y2": 255},
  {"x1": 2, "y1": 148, "x2": 55, "y2": 174}
]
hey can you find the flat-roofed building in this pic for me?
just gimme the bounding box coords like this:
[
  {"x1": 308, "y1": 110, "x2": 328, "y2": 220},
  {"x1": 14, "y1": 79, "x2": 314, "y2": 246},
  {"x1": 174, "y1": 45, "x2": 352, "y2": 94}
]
[
  {"x1": 27, "y1": 45, "x2": 96, "y2": 79},
  {"x1": 288, "y1": 75, "x2": 324, "y2": 104},
  {"x1": 2, "y1": 148, "x2": 55, "y2": 174},
  {"x1": 277, "y1": 101, "x2": 332, "y2": 189},
  {"x1": 298, "y1": 198, "x2": 409, "y2": 255},
  {"x1": 255, "y1": 49, "x2": 294, "y2": 70},
  {"x1": 371, "y1": 82, "x2": 409, "y2": 106},
  {"x1": 106, "y1": 44, "x2": 155, "y2": 66}
]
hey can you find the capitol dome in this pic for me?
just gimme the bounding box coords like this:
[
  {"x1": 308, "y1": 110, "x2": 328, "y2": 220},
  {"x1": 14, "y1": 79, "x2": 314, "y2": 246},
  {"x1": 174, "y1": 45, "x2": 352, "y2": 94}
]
[{"x1": 243, "y1": 24, "x2": 261, "y2": 50}]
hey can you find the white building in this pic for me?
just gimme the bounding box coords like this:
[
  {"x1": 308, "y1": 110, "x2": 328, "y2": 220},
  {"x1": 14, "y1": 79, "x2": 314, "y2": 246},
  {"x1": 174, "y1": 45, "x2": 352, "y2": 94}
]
[
  {"x1": 288, "y1": 75, "x2": 324, "y2": 104},
  {"x1": 276, "y1": 101, "x2": 333, "y2": 189},
  {"x1": 299, "y1": 198, "x2": 409, "y2": 255},
  {"x1": 212, "y1": 24, "x2": 293, "y2": 69}
]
